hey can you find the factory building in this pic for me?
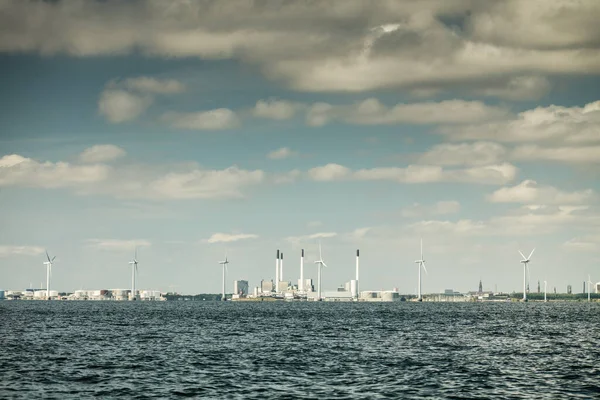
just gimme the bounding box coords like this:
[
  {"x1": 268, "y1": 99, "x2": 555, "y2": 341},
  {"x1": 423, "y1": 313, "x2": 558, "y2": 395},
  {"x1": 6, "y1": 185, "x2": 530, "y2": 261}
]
[
  {"x1": 261, "y1": 280, "x2": 274, "y2": 293},
  {"x1": 359, "y1": 291, "x2": 402, "y2": 302},
  {"x1": 307, "y1": 291, "x2": 353, "y2": 301},
  {"x1": 233, "y1": 280, "x2": 249, "y2": 297}
]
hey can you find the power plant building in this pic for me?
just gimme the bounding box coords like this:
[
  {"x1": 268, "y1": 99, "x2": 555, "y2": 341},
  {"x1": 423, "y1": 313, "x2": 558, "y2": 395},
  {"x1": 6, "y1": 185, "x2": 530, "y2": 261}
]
[{"x1": 234, "y1": 280, "x2": 249, "y2": 296}]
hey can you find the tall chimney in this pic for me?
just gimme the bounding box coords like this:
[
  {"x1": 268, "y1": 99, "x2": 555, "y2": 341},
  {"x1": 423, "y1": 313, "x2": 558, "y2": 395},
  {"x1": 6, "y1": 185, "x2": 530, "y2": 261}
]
[
  {"x1": 280, "y1": 252, "x2": 284, "y2": 286},
  {"x1": 276, "y1": 250, "x2": 280, "y2": 293},
  {"x1": 300, "y1": 249, "x2": 304, "y2": 292},
  {"x1": 356, "y1": 249, "x2": 360, "y2": 298}
]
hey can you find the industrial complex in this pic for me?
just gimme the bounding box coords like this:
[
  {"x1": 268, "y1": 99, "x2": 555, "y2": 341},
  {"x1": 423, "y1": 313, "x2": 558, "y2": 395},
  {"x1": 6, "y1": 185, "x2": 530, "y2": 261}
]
[{"x1": 1, "y1": 243, "x2": 599, "y2": 303}]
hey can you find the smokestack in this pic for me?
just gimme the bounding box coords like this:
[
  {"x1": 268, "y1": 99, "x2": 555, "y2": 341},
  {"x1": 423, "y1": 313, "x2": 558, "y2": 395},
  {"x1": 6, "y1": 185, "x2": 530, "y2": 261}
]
[
  {"x1": 300, "y1": 249, "x2": 304, "y2": 292},
  {"x1": 280, "y1": 252, "x2": 284, "y2": 284},
  {"x1": 276, "y1": 250, "x2": 280, "y2": 293},
  {"x1": 355, "y1": 249, "x2": 360, "y2": 299}
]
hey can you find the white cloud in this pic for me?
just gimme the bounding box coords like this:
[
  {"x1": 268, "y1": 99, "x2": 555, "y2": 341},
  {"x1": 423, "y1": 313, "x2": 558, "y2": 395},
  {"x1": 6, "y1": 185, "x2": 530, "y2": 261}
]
[
  {"x1": 285, "y1": 232, "x2": 338, "y2": 244},
  {"x1": 98, "y1": 90, "x2": 152, "y2": 123},
  {"x1": 410, "y1": 219, "x2": 487, "y2": 236},
  {"x1": 163, "y1": 109, "x2": 240, "y2": 130},
  {"x1": 306, "y1": 98, "x2": 508, "y2": 127},
  {"x1": 0, "y1": 154, "x2": 109, "y2": 188},
  {"x1": 144, "y1": 166, "x2": 264, "y2": 200},
  {"x1": 206, "y1": 233, "x2": 259, "y2": 244},
  {"x1": 401, "y1": 201, "x2": 461, "y2": 218},
  {"x1": 488, "y1": 180, "x2": 596, "y2": 205},
  {"x1": 309, "y1": 163, "x2": 517, "y2": 185},
  {"x1": 254, "y1": 99, "x2": 301, "y2": 120},
  {"x1": 0, "y1": 245, "x2": 45, "y2": 257},
  {"x1": 1, "y1": 153, "x2": 265, "y2": 200},
  {"x1": 271, "y1": 169, "x2": 301, "y2": 184},
  {"x1": 467, "y1": 1, "x2": 600, "y2": 50},
  {"x1": 418, "y1": 142, "x2": 507, "y2": 166},
  {"x1": 511, "y1": 145, "x2": 600, "y2": 164},
  {"x1": 123, "y1": 77, "x2": 185, "y2": 94},
  {"x1": 563, "y1": 235, "x2": 600, "y2": 252},
  {"x1": 475, "y1": 75, "x2": 551, "y2": 101},
  {"x1": 1, "y1": 1, "x2": 599, "y2": 95},
  {"x1": 79, "y1": 145, "x2": 126, "y2": 163},
  {"x1": 267, "y1": 147, "x2": 297, "y2": 160},
  {"x1": 85, "y1": 239, "x2": 151, "y2": 251},
  {"x1": 441, "y1": 100, "x2": 600, "y2": 144},
  {"x1": 308, "y1": 164, "x2": 351, "y2": 181}
]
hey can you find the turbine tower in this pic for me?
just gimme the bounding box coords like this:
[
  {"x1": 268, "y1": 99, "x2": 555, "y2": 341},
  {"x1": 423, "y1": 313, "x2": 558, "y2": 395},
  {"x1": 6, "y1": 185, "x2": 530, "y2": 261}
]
[
  {"x1": 43, "y1": 251, "x2": 56, "y2": 300},
  {"x1": 414, "y1": 238, "x2": 428, "y2": 302},
  {"x1": 518, "y1": 248, "x2": 535, "y2": 302},
  {"x1": 314, "y1": 242, "x2": 327, "y2": 301},
  {"x1": 128, "y1": 248, "x2": 139, "y2": 301},
  {"x1": 544, "y1": 280, "x2": 548, "y2": 302},
  {"x1": 219, "y1": 253, "x2": 229, "y2": 301},
  {"x1": 588, "y1": 275, "x2": 593, "y2": 302}
]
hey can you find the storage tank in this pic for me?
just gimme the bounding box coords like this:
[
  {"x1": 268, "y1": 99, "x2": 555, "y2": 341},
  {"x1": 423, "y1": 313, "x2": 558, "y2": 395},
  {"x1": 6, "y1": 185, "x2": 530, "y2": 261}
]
[
  {"x1": 0, "y1": 290, "x2": 5, "y2": 300},
  {"x1": 49, "y1": 290, "x2": 59, "y2": 298}
]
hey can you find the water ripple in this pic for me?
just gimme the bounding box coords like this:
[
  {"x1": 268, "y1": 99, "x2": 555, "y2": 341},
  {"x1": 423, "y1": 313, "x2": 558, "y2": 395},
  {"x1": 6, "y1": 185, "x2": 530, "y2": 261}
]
[{"x1": 1, "y1": 302, "x2": 599, "y2": 398}]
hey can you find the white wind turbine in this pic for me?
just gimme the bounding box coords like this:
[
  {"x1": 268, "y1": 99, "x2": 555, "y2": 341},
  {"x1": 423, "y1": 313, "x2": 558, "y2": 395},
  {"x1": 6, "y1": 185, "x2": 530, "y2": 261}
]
[
  {"x1": 518, "y1": 248, "x2": 535, "y2": 301},
  {"x1": 128, "y1": 248, "x2": 139, "y2": 300},
  {"x1": 43, "y1": 251, "x2": 56, "y2": 300},
  {"x1": 587, "y1": 275, "x2": 593, "y2": 302},
  {"x1": 219, "y1": 253, "x2": 229, "y2": 301},
  {"x1": 414, "y1": 238, "x2": 427, "y2": 302},
  {"x1": 314, "y1": 242, "x2": 327, "y2": 301}
]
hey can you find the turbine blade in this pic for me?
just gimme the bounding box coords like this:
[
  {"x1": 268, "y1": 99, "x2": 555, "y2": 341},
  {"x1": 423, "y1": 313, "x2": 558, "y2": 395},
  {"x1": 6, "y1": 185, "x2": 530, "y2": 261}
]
[
  {"x1": 46, "y1": 250, "x2": 51, "y2": 263},
  {"x1": 420, "y1": 238, "x2": 423, "y2": 261},
  {"x1": 51, "y1": 256, "x2": 56, "y2": 262},
  {"x1": 528, "y1": 248, "x2": 536, "y2": 260},
  {"x1": 518, "y1": 250, "x2": 527, "y2": 260},
  {"x1": 322, "y1": 261, "x2": 327, "y2": 268},
  {"x1": 421, "y1": 261, "x2": 428, "y2": 274},
  {"x1": 319, "y1": 241, "x2": 322, "y2": 260},
  {"x1": 135, "y1": 247, "x2": 137, "y2": 260}
]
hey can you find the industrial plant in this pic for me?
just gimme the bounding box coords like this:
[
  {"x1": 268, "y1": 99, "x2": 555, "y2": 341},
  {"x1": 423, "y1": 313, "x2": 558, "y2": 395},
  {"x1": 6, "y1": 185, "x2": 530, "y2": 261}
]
[{"x1": 1, "y1": 241, "x2": 599, "y2": 303}]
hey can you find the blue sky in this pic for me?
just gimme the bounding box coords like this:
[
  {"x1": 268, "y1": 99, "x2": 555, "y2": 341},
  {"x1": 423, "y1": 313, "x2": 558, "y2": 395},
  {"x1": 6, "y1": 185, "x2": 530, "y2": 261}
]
[{"x1": 1, "y1": 0, "x2": 599, "y2": 294}]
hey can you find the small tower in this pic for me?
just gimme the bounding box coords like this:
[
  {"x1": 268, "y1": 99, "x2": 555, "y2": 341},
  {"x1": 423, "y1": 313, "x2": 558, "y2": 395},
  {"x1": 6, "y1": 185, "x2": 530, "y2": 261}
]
[
  {"x1": 537, "y1": 280, "x2": 540, "y2": 293},
  {"x1": 478, "y1": 279, "x2": 483, "y2": 294}
]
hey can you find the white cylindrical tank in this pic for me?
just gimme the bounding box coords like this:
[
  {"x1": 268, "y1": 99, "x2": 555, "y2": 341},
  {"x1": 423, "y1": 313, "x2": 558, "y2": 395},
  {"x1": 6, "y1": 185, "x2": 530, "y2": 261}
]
[
  {"x1": 49, "y1": 290, "x2": 59, "y2": 298},
  {"x1": 34, "y1": 290, "x2": 45, "y2": 299},
  {"x1": 350, "y1": 280, "x2": 358, "y2": 298}
]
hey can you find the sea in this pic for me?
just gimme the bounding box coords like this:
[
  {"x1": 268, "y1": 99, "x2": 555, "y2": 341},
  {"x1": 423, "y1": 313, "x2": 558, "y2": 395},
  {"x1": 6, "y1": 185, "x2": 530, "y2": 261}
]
[{"x1": 1, "y1": 301, "x2": 599, "y2": 399}]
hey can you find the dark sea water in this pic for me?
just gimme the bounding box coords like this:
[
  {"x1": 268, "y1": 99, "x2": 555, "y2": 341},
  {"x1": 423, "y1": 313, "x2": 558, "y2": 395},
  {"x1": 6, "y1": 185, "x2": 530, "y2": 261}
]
[{"x1": 1, "y1": 301, "x2": 599, "y2": 399}]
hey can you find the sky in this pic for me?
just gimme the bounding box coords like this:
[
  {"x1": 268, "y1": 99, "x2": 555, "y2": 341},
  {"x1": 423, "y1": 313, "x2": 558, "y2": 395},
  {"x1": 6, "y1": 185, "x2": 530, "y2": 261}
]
[{"x1": 1, "y1": 0, "x2": 599, "y2": 295}]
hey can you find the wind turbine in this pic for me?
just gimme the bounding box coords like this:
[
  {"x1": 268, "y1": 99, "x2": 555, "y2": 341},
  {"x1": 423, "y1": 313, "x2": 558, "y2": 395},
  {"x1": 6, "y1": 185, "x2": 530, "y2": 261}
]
[
  {"x1": 414, "y1": 238, "x2": 427, "y2": 302},
  {"x1": 219, "y1": 253, "x2": 229, "y2": 301},
  {"x1": 128, "y1": 248, "x2": 139, "y2": 301},
  {"x1": 588, "y1": 275, "x2": 593, "y2": 302},
  {"x1": 544, "y1": 280, "x2": 548, "y2": 302},
  {"x1": 43, "y1": 251, "x2": 56, "y2": 300},
  {"x1": 314, "y1": 242, "x2": 327, "y2": 301},
  {"x1": 518, "y1": 248, "x2": 535, "y2": 302}
]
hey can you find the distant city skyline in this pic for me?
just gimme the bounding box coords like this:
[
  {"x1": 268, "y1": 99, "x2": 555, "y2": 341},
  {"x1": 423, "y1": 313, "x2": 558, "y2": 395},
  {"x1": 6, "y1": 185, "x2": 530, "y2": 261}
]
[{"x1": 1, "y1": 1, "x2": 599, "y2": 295}]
